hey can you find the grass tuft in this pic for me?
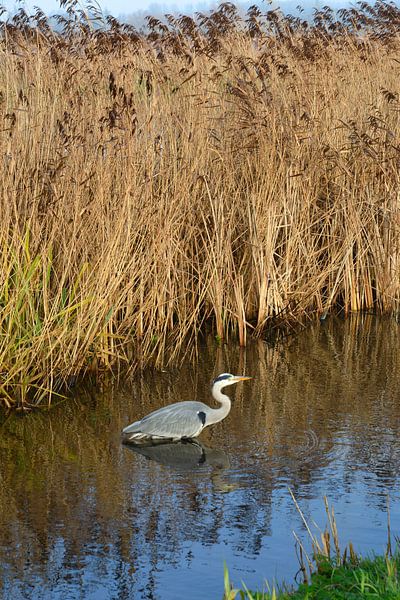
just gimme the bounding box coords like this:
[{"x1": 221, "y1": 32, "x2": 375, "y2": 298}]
[{"x1": 224, "y1": 496, "x2": 400, "y2": 599}]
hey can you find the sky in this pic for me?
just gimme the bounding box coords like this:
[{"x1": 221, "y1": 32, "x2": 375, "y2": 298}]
[
  {"x1": 2, "y1": 0, "x2": 207, "y2": 17},
  {"x1": 2, "y1": 0, "x2": 350, "y2": 20}
]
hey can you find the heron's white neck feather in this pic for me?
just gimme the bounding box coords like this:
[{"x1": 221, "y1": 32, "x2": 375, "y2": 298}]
[{"x1": 207, "y1": 382, "x2": 232, "y2": 425}]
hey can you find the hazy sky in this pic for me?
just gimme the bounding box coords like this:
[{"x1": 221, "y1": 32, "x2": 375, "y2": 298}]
[
  {"x1": 2, "y1": 0, "x2": 350, "y2": 19},
  {"x1": 2, "y1": 0, "x2": 204, "y2": 16}
]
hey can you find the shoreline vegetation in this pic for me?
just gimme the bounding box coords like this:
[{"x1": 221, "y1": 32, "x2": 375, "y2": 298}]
[
  {"x1": 226, "y1": 553, "x2": 400, "y2": 599},
  {"x1": 1, "y1": 0, "x2": 400, "y2": 406},
  {"x1": 225, "y1": 497, "x2": 399, "y2": 599}
]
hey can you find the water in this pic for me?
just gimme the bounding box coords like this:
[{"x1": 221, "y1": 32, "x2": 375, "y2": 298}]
[{"x1": 1, "y1": 316, "x2": 400, "y2": 599}]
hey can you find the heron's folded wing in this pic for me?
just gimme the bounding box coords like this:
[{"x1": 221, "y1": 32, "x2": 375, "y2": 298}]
[{"x1": 135, "y1": 401, "x2": 207, "y2": 438}]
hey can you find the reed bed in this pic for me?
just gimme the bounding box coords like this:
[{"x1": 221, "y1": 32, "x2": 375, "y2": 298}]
[{"x1": 1, "y1": 1, "x2": 400, "y2": 406}]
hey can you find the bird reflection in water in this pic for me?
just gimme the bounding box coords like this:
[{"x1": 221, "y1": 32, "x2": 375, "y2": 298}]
[
  {"x1": 124, "y1": 438, "x2": 230, "y2": 471},
  {"x1": 124, "y1": 440, "x2": 237, "y2": 492}
]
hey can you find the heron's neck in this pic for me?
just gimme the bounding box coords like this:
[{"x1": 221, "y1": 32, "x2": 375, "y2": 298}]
[{"x1": 208, "y1": 386, "x2": 231, "y2": 425}]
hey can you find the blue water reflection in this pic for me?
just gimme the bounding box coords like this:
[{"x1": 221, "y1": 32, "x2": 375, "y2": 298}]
[{"x1": 1, "y1": 316, "x2": 400, "y2": 599}]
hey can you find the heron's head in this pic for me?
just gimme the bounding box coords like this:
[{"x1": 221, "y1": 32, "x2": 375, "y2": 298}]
[{"x1": 212, "y1": 373, "x2": 252, "y2": 389}]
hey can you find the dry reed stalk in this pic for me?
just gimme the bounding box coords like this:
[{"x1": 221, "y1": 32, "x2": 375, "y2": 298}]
[{"x1": 0, "y1": 2, "x2": 400, "y2": 405}]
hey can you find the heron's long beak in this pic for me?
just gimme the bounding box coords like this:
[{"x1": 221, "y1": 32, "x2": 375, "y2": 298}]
[{"x1": 234, "y1": 375, "x2": 252, "y2": 381}]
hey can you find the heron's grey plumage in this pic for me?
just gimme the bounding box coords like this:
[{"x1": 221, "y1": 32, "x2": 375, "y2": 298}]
[
  {"x1": 123, "y1": 401, "x2": 210, "y2": 439},
  {"x1": 122, "y1": 373, "x2": 251, "y2": 443}
]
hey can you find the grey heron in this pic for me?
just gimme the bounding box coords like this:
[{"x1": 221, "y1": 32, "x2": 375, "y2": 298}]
[{"x1": 122, "y1": 373, "x2": 251, "y2": 443}]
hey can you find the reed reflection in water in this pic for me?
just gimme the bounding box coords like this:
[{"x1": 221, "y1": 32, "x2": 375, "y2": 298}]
[{"x1": 1, "y1": 316, "x2": 400, "y2": 599}]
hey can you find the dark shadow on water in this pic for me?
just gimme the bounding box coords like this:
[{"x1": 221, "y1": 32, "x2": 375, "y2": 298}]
[{"x1": 123, "y1": 439, "x2": 230, "y2": 471}]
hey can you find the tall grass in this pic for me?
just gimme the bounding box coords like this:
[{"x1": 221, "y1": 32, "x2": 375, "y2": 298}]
[
  {"x1": 1, "y1": 1, "x2": 400, "y2": 405},
  {"x1": 224, "y1": 495, "x2": 399, "y2": 599}
]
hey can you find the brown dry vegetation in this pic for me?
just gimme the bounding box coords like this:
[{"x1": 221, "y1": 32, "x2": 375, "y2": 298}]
[{"x1": 1, "y1": 0, "x2": 400, "y2": 407}]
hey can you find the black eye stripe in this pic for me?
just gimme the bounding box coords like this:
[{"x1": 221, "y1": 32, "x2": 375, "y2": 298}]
[{"x1": 213, "y1": 373, "x2": 232, "y2": 384}]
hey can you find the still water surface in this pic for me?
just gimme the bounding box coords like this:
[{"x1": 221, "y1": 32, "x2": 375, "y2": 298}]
[{"x1": 1, "y1": 316, "x2": 400, "y2": 599}]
